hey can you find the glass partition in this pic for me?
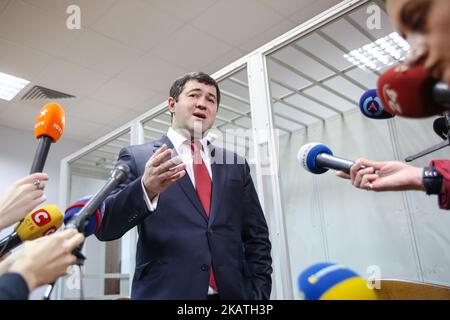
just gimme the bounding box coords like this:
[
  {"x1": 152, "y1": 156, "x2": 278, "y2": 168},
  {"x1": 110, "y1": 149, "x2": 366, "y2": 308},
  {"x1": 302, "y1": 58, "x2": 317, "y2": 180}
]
[{"x1": 61, "y1": 129, "x2": 133, "y2": 299}]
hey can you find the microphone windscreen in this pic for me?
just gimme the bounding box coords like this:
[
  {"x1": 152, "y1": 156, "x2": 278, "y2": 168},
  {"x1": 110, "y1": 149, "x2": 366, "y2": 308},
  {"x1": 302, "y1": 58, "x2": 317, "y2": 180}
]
[
  {"x1": 15, "y1": 205, "x2": 63, "y2": 241},
  {"x1": 377, "y1": 64, "x2": 443, "y2": 118},
  {"x1": 298, "y1": 262, "x2": 378, "y2": 300},
  {"x1": 297, "y1": 143, "x2": 333, "y2": 174},
  {"x1": 64, "y1": 196, "x2": 104, "y2": 236},
  {"x1": 34, "y1": 102, "x2": 65, "y2": 142},
  {"x1": 359, "y1": 89, "x2": 394, "y2": 119},
  {"x1": 433, "y1": 117, "x2": 448, "y2": 140}
]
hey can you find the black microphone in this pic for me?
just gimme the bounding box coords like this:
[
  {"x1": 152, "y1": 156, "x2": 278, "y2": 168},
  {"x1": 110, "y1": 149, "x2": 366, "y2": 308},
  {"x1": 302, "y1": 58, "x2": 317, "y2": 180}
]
[
  {"x1": 43, "y1": 164, "x2": 130, "y2": 300},
  {"x1": 297, "y1": 143, "x2": 354, "y2": 174},
  {"x1": 65, "y1": 164, "x2": 130, "y2": 233}
]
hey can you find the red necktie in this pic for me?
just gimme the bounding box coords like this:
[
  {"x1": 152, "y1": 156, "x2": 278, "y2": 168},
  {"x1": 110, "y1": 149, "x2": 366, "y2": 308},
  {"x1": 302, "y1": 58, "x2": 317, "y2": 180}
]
[{"x1": 190, "y1": 141, "x2": 217, "y2": 292}]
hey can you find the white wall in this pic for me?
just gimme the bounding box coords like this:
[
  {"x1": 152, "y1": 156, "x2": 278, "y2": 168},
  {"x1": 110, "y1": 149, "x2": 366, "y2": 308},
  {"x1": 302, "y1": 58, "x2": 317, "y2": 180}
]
[
  {"x1": 0, "y1": 124, "x2": 84, "y2": 299},
  {"x1": 278, "y1": 111, "x2": 450, "y2": 299}
]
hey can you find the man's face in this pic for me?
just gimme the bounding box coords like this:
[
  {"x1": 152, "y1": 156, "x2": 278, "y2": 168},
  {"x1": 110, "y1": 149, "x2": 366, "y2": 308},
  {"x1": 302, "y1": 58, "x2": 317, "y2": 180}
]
[
  {"x1": 386, "y1": 0, "x2": 450, "y2": 86},
  {"x1": 168, "y1": 80, "x2": 218, "y2": 138}
]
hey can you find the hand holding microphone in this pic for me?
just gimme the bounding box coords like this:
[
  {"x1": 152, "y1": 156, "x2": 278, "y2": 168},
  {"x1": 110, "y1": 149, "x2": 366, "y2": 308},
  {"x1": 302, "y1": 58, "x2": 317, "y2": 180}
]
[
  {"x1": 6, "y1": 229, "x2": 84, "y2": 292},
  {"x1": 337, "y1": 159, "x2": 425, "y2": 192},
  {"x1": 0, "y1": 173, "x2": 48, "y2": 230},
  {"x1": 0, "y1": 204, "x2": 63, "y2": 257}
]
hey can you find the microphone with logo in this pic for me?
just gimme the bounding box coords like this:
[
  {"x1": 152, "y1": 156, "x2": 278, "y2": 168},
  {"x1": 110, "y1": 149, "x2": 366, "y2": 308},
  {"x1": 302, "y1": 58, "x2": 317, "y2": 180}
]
[
  {"x1": 30, "y1": 102, "x2": 65, "y2": 174},
  {"x1": 377, "y1": 64, "x2": 450, "y2": 118},
  {"x1": 42, "y1": 164, "x2": 130, "y2": 300},
  {"x1": 64, "y1": 196, "x2": 105, "y2": 237},
  {"x1": 297, "y1": 143, "x2": 355, "y2": 175},
  {"x1": 0, "y1": 205, "x2": 63, "y2": 256},
  {"x1": 298, "y1": 262, "x2": 378, "y2": 300},
  {"x1": 359, "y1": 89, "x2": 395, "y2": 120}
]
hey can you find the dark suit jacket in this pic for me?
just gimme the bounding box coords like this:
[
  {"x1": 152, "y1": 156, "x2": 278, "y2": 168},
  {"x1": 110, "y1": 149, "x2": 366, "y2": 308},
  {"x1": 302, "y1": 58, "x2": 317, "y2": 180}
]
[
  {"x1": 96, "y1": 135, "x2": 272, "y2": 300},
  {"x1": 0, "y1": 273, "x2": 29, "y2": 300}
]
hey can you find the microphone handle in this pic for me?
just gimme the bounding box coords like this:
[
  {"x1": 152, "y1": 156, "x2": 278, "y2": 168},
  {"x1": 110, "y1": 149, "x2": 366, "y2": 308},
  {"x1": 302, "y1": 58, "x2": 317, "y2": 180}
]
[
  {"x1": 30, "y1": 136, "x2": 52, "y2": 174},
  {"x1": 316, "y1": 153, "x2": 354, "y2": 174},
  {"x1": 0, "y1": 232, "x2": 21, "y2": 257}
]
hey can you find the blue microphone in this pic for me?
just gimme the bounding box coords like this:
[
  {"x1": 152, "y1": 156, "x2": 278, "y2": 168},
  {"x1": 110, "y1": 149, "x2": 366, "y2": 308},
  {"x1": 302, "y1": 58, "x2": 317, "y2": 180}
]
[
  {"x1": 64, "y1": 196, "x2": 105, "y2": 237},
  {"x1": 359, "y1": 89, "x2": 394, "y2": 119},
  {"x1": 297, "y1": 143, "x2": 354, "y2": 174},
  {"x1": 298, "y1": 262, "x2": 378, "y2": 300}
]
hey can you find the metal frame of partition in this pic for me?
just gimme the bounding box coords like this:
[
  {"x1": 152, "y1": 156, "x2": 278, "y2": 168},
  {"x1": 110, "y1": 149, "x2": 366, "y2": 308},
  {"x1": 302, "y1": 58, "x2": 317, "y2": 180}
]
[{"x1": 58, "y1": 0, "x2": 369, "y2": 300}]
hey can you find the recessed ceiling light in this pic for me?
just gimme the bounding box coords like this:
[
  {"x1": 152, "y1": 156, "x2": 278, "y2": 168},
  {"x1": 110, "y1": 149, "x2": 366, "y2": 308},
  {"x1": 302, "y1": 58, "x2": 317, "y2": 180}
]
[
  {"x1": 343, "y1": 32, "x2": 410, "y2": 72},
  {"x1": 0, "y1": 72, "x2": 30, "y2": 101}
]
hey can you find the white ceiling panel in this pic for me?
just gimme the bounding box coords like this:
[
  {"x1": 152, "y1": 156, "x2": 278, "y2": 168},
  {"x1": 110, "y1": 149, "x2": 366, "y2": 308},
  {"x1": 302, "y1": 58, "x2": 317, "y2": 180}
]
[
  {"x1": 150, "y1": 25, "x2": 230, "y2": 71},
  {"x1": 220, "y1": 95, "x2": 250, "y2": 114},
  {"x1": 191, "y1": 0, "x2": 284, "y2": 47},
  {"x1": 62, "y1": 30, "x2": 143, "y2": 77},
  {"x1": 91, "y1": 79, "x2": 156, "y2": 110},
  {"x1": 0, "y1": 1, "x2": 81, "y2": 56},
  {"x1": 239, "y1": 19, "x2": 297, "y2": 53},
  {"x1": 270, "y1": 81, "x2": 293, "y2": 100},
  {"x1": 116, "y1": 52, "x2": 188, "y2": 92},
  {"x1": 34, "y1": 59, "x2": 109, "y2": 97},
  {"x1": 63, "y1": 98, "x2": 134, "y2": 127},
  {"x1": 229, "y1": 69, "x2": 248, "y2": 85},
  {"x1": 217, "y1": 108, "x2": 240, "y2": 121},
  {"x1": 200, "y1": 48, "x2": 246, "y2": 75},
  {"x1": 322, "y1": 76, "x2": 365, "y2": 103},
  {"x1": 273, "y1": 102, "x2": 322, "y2": 124},
  {"x1": 219, "y1": 79, "x2": 249, "y2": 102},
  {"x1": 283, "y1": 94, "x2": 338, "y2": 119},
  {"x1": 267, "y1": 60, "x2": 311, "y2": 90},
  {"x1": 344, "y1": 68, "x2": 379, "y2": 89},
  {"x1": 295, "y1": 33, "x2": 352, "y2": 71},
  {"x1": 289, "y1": 0, "x2": 342, "y2": 24},
  {"x1": 273, "y1": 115, "x2": 304, "y2": 132},
  {"x1": 321, "y1": 18, "x2": 373, "y2": 52},
  {"x1": 91, "y1": 0, "x2": 184, "y2": 52},
  {"x1": 0, "y1": 39, "x2": 52, "y2": 80},
  {"x1": 144, "y1": 0, "x2": 217, "y2": 22},
  {"x1": 233, "y1": 116, "x2": 252, "y2": 129},
  {"x1": 272, "y1": 46, "x2": 334, "y2": 81},
  {"x1": 0, "y1": 0, "x2": 9, "y2": 15},
  {"x1": 303, "y1": 86, "x2": 356, "y2": 112}
]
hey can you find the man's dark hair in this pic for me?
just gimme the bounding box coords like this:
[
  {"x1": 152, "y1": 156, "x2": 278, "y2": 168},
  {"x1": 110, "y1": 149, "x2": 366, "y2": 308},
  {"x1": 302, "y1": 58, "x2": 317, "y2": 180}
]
[{"x1": 169, "y1": 72, "x2": 221, "y2": 107}]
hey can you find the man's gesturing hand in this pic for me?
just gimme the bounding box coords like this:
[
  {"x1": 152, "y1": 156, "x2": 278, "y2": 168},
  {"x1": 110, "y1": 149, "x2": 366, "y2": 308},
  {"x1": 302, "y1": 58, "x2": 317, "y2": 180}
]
[{"x1": 143, "y1": 144, "x2": 186, "y2": 200}]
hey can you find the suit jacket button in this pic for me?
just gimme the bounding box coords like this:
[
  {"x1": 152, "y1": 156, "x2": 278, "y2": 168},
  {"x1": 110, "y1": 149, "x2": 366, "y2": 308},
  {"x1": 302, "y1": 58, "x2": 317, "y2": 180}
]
[
  {"x1": 208, "y1": 228, "x2": 213, "y2": 235},
  {"x1": 201, "y1": 264, "x2": 209, "y2": 271}
]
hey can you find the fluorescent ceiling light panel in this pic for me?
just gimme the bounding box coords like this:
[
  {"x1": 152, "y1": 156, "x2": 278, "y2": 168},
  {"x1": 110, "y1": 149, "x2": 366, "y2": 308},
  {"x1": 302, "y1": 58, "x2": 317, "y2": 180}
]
[
  {"x1": 344, "y1": 32, "x2": 410, "y2": 71},
  {"x1": 0, "y1": 72, "x2": 30, "y2": 101}
]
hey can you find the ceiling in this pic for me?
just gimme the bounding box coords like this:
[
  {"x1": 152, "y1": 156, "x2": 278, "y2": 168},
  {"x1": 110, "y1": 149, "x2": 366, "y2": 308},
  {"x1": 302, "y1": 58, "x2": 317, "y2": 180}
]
[
  {"x1": 0, "y1": 0, "x2": 344, "y2": 144},
  {"x1": 69, "y1": 0, "x2": 405, "y2": 180}
]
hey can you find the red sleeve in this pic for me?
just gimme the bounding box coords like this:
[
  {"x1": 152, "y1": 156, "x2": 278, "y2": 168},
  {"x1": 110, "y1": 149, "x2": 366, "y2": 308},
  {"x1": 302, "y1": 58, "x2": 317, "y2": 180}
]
[{"x1": 429, "y1": 160, "x2": 450, "y2": 210}]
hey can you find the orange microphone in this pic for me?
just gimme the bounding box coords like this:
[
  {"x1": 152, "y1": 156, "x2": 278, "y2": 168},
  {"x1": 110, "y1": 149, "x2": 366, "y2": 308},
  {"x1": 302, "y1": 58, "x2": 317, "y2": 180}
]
[{"x1": 30, "y1": 102, "x2": 65, "y2": 173}]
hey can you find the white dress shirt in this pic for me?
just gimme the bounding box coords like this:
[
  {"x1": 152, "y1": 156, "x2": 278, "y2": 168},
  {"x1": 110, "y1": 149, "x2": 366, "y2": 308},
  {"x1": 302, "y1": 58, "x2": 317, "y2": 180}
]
[{"x1": 141, "y1": 127, "x2": 212, "y2": 212}]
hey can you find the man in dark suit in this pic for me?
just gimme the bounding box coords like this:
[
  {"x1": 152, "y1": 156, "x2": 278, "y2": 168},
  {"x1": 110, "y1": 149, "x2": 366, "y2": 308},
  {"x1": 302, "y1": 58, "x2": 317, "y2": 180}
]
[{"x1": 96, "y1": 72, "x2": 272, "y2": 300}]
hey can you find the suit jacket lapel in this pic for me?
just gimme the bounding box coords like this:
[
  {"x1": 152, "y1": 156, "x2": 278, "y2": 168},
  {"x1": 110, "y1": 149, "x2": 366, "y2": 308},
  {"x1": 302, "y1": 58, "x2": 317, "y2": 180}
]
[{"x1": 209, "y1": 146, "x2": 227, "y2": 226}]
